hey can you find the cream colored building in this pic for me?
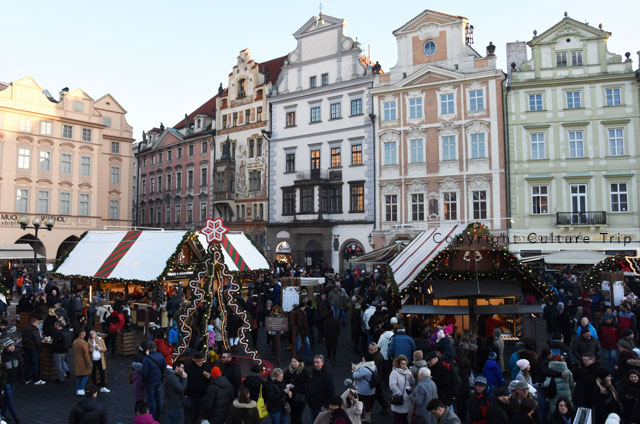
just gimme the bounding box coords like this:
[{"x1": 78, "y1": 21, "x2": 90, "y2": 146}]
[{"x1": 0, "y1": 77, "x2": 134, "y2": 263}]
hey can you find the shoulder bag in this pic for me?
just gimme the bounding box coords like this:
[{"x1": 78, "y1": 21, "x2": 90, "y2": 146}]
[
  {"x1": 391, "y1": 372, "x2": 406, "y2": 405},
  {"x1": 257, "y1": 385, "x2": 269, "y2": 419}
]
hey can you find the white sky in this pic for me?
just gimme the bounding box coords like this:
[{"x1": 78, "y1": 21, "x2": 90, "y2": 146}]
[{"x1": 2, "y1": 0, "x2": 637, "y2": 136}]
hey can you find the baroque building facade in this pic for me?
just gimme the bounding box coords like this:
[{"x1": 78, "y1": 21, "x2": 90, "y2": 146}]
[
  {"x1": 0, "y1": 77, "x2": 134, "y2": 262},
  {"x1": 267, "y1": 13, "x2": 375, "y2": 271},
  {"x1": 506, "y1": 14, "x2": 640, "y2": 256},
  {"x1": 371, "y1": 9, "x2": 506, "y2": 248}
]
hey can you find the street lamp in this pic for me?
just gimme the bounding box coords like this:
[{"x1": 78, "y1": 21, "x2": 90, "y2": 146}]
[{"x1": 19, "y1": 215, "x2": 55, "y2": 283}]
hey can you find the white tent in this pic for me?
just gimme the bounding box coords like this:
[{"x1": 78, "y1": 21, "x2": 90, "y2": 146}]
[
  {"x1": 543, "y1": 250, "x2": 609, "y2": 265},
  {"x1": 197, "y1": 232, "x2": 269, "y2": 272}
]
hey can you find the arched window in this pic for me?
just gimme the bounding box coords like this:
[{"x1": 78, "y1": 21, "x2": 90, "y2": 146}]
[{"x1": 237, "y1": 79, "x2": 247, "y2": 98}]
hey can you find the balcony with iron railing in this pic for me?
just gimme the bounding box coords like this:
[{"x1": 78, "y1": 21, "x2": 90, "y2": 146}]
[
  {"x1": 295, "y1": 169, "x2": 329, "y2": 182},
  {"x1": 213, "y1": 192, "x2": 236, "y2": 201},
  {"x1": 556, "y1": 211, "x2": 606, "y2": 226}
]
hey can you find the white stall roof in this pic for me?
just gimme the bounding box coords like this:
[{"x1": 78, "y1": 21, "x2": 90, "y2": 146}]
[{"x1": 197, "y1": 232, "x2": 269, "y2": 272}]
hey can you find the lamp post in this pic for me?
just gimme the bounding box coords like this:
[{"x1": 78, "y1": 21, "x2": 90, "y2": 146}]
[{"x1": 19, "y1": 215, "x2": 55, "y2": 283}]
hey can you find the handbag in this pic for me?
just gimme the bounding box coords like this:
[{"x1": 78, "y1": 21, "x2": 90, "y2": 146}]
[
  {"x1": 257, "y1": 386, "x2": 269, "y2": 419},
  {"x1": 284, "y1": 400, "x2": 292, "y2": 415},
  {"x1": 391, "y1": 373, "x2": 407, "y2": 405}
]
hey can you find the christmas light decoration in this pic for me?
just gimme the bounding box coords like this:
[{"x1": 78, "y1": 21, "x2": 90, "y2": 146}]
[{"x1": 584, "y1": 253, "x2": 630, "y2": 290}]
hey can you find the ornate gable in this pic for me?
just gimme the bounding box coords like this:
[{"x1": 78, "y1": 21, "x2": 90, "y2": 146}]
[
  {"x1": 528, "y1": 16, "x2": 609, "y2": 46},
  {"x1": 394, "y1": 9, "x2": 465, "y2": 35}
]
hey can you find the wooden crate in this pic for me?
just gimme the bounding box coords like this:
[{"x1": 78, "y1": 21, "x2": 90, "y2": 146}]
[
  {"x1": 117, "y1": 331, "x2": 136, "y2": 356},
  {"x1": 39, "y1": 343, "x2": 59, "y2": 381},
  {"x1": 18, "y1": 311, "x2": 33, "y2": 330}
]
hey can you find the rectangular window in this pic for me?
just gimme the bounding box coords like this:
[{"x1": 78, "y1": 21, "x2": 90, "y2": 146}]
[
  {"x1": 200, "y1": 167, "x2": 207, "y2": 186},
  {"x1": 188, "y1": 144, "x2": 194, "y2": 157},
  {"x1": 177, "y1": 147, "x2": 182, "y2": 159},
  {"x1": 176, "y1": 172, "x2": 182, "y2": 189},
  {"x1": 382, "y1": 101, "x2": 397, "y2": 121},
  {"x1": 606, "y1": 88, "x2": 621, "y2": 106},
  {"x1": 310, "y1": 107, "x2": 321, "y2": 123},
  {"x1": 257, "y1": 107, "x2": 263, "y2": 121},
  {"x1": 110, "y1": 167, "x2": 120, "y2": 184},
  {"x1": 442, "y1": 136, "x2": 457, "y2": 161},
  {"x1": 310, "y1": 76, "x2": 317, "y2": 88},
  {"x1": 286, "y1": 111, "x2": 296, "y2": 127},
  {"x1": 319, "y1": 187, "x2": 328, "y2": 213},
  {"x1": 150, "y1": 178, "x2": 155, "y2": 193},
  {"x1": 608, "y1": 128, "x2": 624, "y2": 156},
  {"x1": 329, "y1": 186, "x2": 342, "y2": 213},
  {"x1": 18, "y1": 148, "x2": 30, "y2": 169},
  {"x1": 39, "y1": 151, "x2": 51, "y2": 172},
  {"x1": 158, "y1": 152, "x2": 162, "y2": 163},
  {"x1": 40, "y1": 121, "x2": 52, "y2": 135},
  {"x1": 80, "y1": 156, "x2": 91, "y2": 176},
  {"x1": 175, "y1": 204, "x2": 181, "y2": 223},
  {"x1": 149, "y1": 207, "x2": 153, "y2": 224},
  {"x1": 330, "y1": 147, "x2": 341, "y2": 167},
  {"x1": 232, "y1": 113, "x2": 238, "y2": 126},
  {"x1": 59, "y1": 192, "x2": 71, "y2": 215},
  {"x1": 472, "y1": 190, "x2": 487, "y2": 219},
  {"x1": 249, "y1": 171, "x2": 261, "y2": 191},
  {"x1": 469, "y1": 90, "x2": 484, "y2": 111},
  {"x1": 285, "y1": 153, "x2": 295, "y2": 173},
  {"x1": 157, "y1": 175, "x2": 161, "y2": 191},
  {"x1": 529, "y1": 94, "x2": 543, "y2": 111},
  {"x1": 245, "y1": 109, "x2": 251, "y2": 123},
  {"x1": 571, "y1": 50, "x2": 583, "y2": 66},
  {"x1": 79, "y1": 194, "x2": 90, "y2": 216},
  {"x1": 283, "y1": 190, "x2": 295, "y2": 215},
  {"x1": 165, "y1": 205, "x2": 171, "y2": 223},
  {"x1": 110, "y1": 142, "x2": 120, "y2": 154},
  {"x1": 166, "y1": 174, "x2": 172, "y2": 191},
  {"x1": 531, "y1": 185, "x2": 549, "y2": 214},
  {"x1": 610, "y1": 183, "x2": 628, "y2": 213},
  {"x1": 60, "y1": 153, "x2": 72, "y2": 174},
  {"x1": 82, "y1": 128, "x2": 92, "y2": 142},
  {"x1": 156, "y1": 206, "x2": 161, "y2": 224},
  {"x1": 556, "y1": 52, "x2": 568, "y2": 67},
  {"x1": 187, "y1": 170, "x2": 194, "y2": 188},
  {"x1": 249, "y1": 139, "x2": 254, "y2": 157},
  {"x1": 409, "y1": 98, "x2": 423, "y2": 118},
  {"x1": 73, "y1": 101, "x2": 84, "y2": 112},
  {"x1": 186, "y1": 204, "x2": 193, "y2": 223},
  {"x1": 200, "y1": 202, "x2": 207, "y2": 222},
  {"x1": 141, "y1": 179, "x2": 146, "y2": 194},
  {"x1": 62, "y1": 125, "x2": 73, "y2": 139},
  {"x1": 351, "y1": 144, "x2": 362, "y2": 165},
  {"x1": 409, "y1": 139, "x2": 424, "y2": 163},
  {"x1": 143, "y1": 158, "x2": 147, "y2": 167},
  {"x1": 440, "y1": 93, "x2": 454, "y2": 115},
  {"x1": 109, "y1": 200, "x2": 119, "y2": 220},
  {"x1": 19, "y1": 118, "x2": 32, "y2": 133},
  {"x1": 351, "y1": 99, "x2": 362, "y2": 116},
  {"x1": 103, "y1": 117, "x2": 111, "y2": 128},
  {"x1": 411, "y1": 193, "x2": 425, "y2": 221},
  {"x1": 385, "y1": 195, "x2": 397, "y2": 221},
  {"x1": 383, "y1": 141, "x2": 397, "y2": 165},
  {"x1": 16, "y1": 189, "x2": 29, "y2": 213},
  {"x1": 350, "y1": 183, "x2": 364, "y2": 212},
  {"x1": 470, "y1": 133, "x2": 486, "y2": 159},
  {"x1": 321, "y1": 73, "x2": 329, "y2": 86},
  {"x1": 566, "y1": 91, "x2": 581, "y2": 109},
  {"x1": 568, "y1": 130, "x2": 584, "y2": 158},
  {"x1": 330, "y1": 103, "x2": 342, "y2": 119},
  {"x1": 167, "y1": 150, "x2": 172, "y2": 161},
  {"x1": 311, "y1": 149, "x2": 320, "y2": 170},
  {"x1": 301, "y1": 187, "x2": 314, "y2": 213},
  {"x1": 530, "y1": 133, "x2": 546, "y2": 160},
  {"x1": 256, "y1": 138, "x2": 262, "y2": 157},
  {"x1": 201, "y1": 141, "x2": 208, "y2": 153},
  {"x1": 151, "y1": 155, "x2": 156, "y2": 165},
  {"x1": 443, "y1": 192, "x2": 457, "y2": 220}
]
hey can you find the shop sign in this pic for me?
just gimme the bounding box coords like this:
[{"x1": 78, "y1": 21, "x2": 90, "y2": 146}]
[
  {"x1": 265, "y1": 316, "x2": 288, "y2": 332},
  {"x1": 0, "y1": 213, "x2": 68, "y2": 227},
  {"x1": 165, "y1": 270, "x2": 195, "y2": 279}
]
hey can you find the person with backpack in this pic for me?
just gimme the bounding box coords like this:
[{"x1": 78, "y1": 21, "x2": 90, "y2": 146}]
[
  {"x1": 142, "y1": 341, "x2": 167, "y2": 421},
  {"x1": 352, "y1": 358, "x2": 377, "y2": 423},
  {"x1": 52, "y1": 320, "x2": 72, "y2": 383},
  {"x1": 387, "y1": 327, "x2": 416, "y2": 361}
]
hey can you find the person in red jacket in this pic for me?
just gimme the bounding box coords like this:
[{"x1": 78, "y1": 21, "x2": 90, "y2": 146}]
[
  {"x1": 153, "y1": 329, "x2": 173, "y2": 366},
  {"x1": 599, "y1": 313, "x2": 621, "y2": 372},
  {"x1": 106, "y1": 309, "x2": 125, "y2": 357}
]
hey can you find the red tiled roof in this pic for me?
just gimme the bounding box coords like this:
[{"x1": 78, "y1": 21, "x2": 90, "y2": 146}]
[
  {"x1": 173, "y1": 94, "x2": 218, "y2": 129},
  {"x1": 258, "y1": 55, "x2": 287, "y2": 85}
]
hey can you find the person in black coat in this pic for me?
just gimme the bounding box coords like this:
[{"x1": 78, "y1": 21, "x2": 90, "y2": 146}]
[
  {"x1": 573, "y1": 353, "x2": 601, "y2": 409},
  {"x1": 221, "y1": 351, "x2": 242, "y2": 394},
  {"x1": 509, "y1": 398, "x2": 537, "y2": 424},
  {"x1": 324, "y1": 310, "x2": 340, "y2": 363},
  {"x1": 266, "y1": 368, "x2": 291, "y2": 422},
  {"x1": 21, "y1": 317, "x2": 42, "y2": 384},
  {"x1": 184, "y1": 353, "x2": 212, "y2": 424},
  {"x1": 243, "y1": 364, "x2": 265, "y2": 402},
  {"x1": 592, "y1": 370, "x2": 622, "y2": 424},
  {"x1": 2, "y1": 341, "x2": 23, "y2": 423},
  {"x1": 200, "y1": 367, "x2": 234, "y2": 423},
  {"x1": 549, "y1": 397, "x2": 574, "y2": 424},
  {"x1": 620, "y1": 369, "x2": 640, "y2": 424},
  {"x1": 306, "y1": 355, "x2": 335, "y2": 423},
  {"x1": 68, "y1": 384, "x2": 108, "y2": 424},
  {"x1": 284, "y1": 357, "x2": 309, "y2": 424},
  {"x1": 426, "y1": 351, "x2": 454, "y2": 407},
  {"x1": 486, "y1": 387, "x2": 511, "y2": 424}
]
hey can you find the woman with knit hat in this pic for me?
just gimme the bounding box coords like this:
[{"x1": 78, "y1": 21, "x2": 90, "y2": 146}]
[{"x1": 515, "y1": 359, "x2": 537, "y2": 397}]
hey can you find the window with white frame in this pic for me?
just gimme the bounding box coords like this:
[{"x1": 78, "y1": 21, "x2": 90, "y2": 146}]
[
  {"x1": 321, "y1": 73, "x2": 329, "y2": 86},
  {"x1": 82, "y1": 128, "x2": 92, "y2": 142},
  {"x1": 409, "y1": 98, "x2": 423, "y2": 119},
  {"x1": 79, "y1": 193, "x2": 90, "y2": 216},
  {"x1": 411, "y1": 193, "x2": 425, "y2": 221},
  {"x1": 40, "y1": 121, "x2": 52, "y2": 135},
  {"x1": 472, "y1": 190, "x2": 487, "y2": 219},
  {"x1": 103, "y1": 117, "x2": 111, "y2": 128},
  {"x1": 443, "y1": 192, "x2": 457, "y2": 220},
  {"x1": 110, "y1": 167, "x2": 120, "y2": 184},
  {"x1": 175, "y1": 204, "x2": 181, "y2": 223},
  {"x1": 470, "y1": 133, "x2": 486, "y2": 159},
  {"x1": 19, "y1": 118, "x2": 32, "y2": 133},
  {"x1": 200, "y1": 166, "x2": 208, "y2": 186},
  {"x1": 530, "y1": 133, "x2": 546, "y2": 160},
  {"x1": 529, "y1": 94, "x2": 543, "y2": 111},
  {"x1": 157, "y1": 175, "x2": 161, "y2": 192},
  {"x1": 61, "y1": 153, "x2": 72, "y2": 174},
  {"x1": 385, "y1": 195, "x2": 397, "y2": 222},
  {"x1": 606, "y1": 88, "x2": 622, "y2": 106},
  {"x1": 441, "y1": 136, "x2": 457, "y2": 161},
  {"x1": 18, "y1": 148, "x2": 30, "y2": 169},
  {"x1": 566, "y1": 91, "x2": 581, "y2": 109},
  {"x1": 310, "y1": 107, "x2": 321, "y2": 123},
  {"x1": 351, "y1": 99, "x2": 363, "y2": 116},
  {"x1": 383, "y1": 141, "x2": 397, "y2": 165},
  {"x1": 111, "y1": 142, "x2": 120, "y2": 154},
  {"x1": 469, "y1": 90, "x2": 484, "y2": 111},
  {"x1": 39, "y1": 151, "x2": 51, "y2": 172},
  {"x1": 556, "y1": 52, "x2": 568, "y2": 67},
  {"x1": 200, "y1": 202, "x2": 207, "y2": 222},
  {"x1": 440, "y1": 93, "x2": 454, "y2": 115},
  {"x1": 62, "y1": 125, "x2": 73, "y2": 139},
  {"x1": 109, "y1": 200, "x2": 120, "y2": 219},
  {"x1": 409, "y1": 139, "x2": 424, "y2": 163},
  {"x1": 150, "y1": 177, "x2": 155, "y2": 193},
  {"x1": 186, "y1": 203, "x2": 193, "y2": 223},
  {"x1": 16, "y1": 189, "x2": 29, "y2": 213},
  {"x1": 165, "y1": 204, "x2": 171, "y2": 222},
  {"x1": 610, "y1": 183, "x2": 628, "y2": 212},
  {"x1": 531, "y1": 185, "x2": 549, "y2": 214},
  {"x1": 59, "y1": 192, "x2": 71, "y2": 215},
  {"x1": 568, "y1": 130, "x2": 584, "y2": 158},
  {"x1": 571, "y1": 50, "x2": 583, "y2": 66},
  {"x1": 330, "y1": 103, "x2": 342, "y2": 119},
  {"x1": 383, "y1": 101, "x2": 397, "y2": 121},
  {"x1": 608, "y1": 128, "x2": 624, "y2": 156},
  {"x1": 80, "y1": 156, "x2": 91, "y2": 176}
]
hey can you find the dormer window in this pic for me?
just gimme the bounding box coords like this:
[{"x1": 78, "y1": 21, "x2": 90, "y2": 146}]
[
  {"x1": 196, "y1": 119, "x2": 201, "y2": 129},
  {"x1": 237, "y1": 79, "x2": 247, "y2": 98}
]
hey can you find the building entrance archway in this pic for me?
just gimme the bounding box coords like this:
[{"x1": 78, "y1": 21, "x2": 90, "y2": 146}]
[
  {"x1": 304, "y1": 239, "x2": 323, "y2": 268},
  {"x1": 56, "y1": 235, "x2": 80, "y2": 263},
  {"x1": 340, "y1": 239, "x2": 365, "y2": 272}
]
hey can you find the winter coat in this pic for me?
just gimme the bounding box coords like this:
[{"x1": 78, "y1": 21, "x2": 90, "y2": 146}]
[
  {"x1": 430, "y1": 360, "x2": 454, "y2": 406},
  {"x1": 265, "y1": 377, "x2": 287, "y2": 413},
  {"x1": 201, "y1": 376, "x2": 234, "y2": 422},
  {"x1": 68, "y1": 397, "x2": 108, "y2": 424},
  {"x1": 620, "y1": 378, "x2": 640, "y2": 424},
  {"x1": 21, "y1": 323, "x2": 41, "y2": 353},
  {"x1": 339, "y1": 388, "x2": 363, "y2": 424},
  {"x1": 352, "y1": 361, "x2": 376, "y2": 396},
  {"x1": 592, "y1": 383, "x2": 622, "y2": 424},
  {"x1": 482, "y1": 359, "x2": 505, "y2": 387},
  {"x1": 328, "y1": 290, "x2": 342, "y2": 309},
  {"x1": 389, "y1": 367, "x2": 414, "y2": 414},
  {"x1": 412, "y1": 377, "x2": 438, "y2": 424},
  {"x1": 163, "y1": 368, "x2": 187, "y2": 411},
  {"x1": 222, "y1": 359, "x2": 242, "y2": 394},
  {"x1": 486, "y1": 399, "x2": 511, "y2": 424},
  {"x1": 324, "y1": 317, "x2": 340, "y2": 347},
  {"x1": 133, "y1": 414, "x2": 159, "y2": 424},
  {"x1": 244, "y1": 372, "x2": 265, "y2": 402},
  {"x1": 107, "y1": 310, "x2": 125, "y2": 334},
  {"x1": 88, "y1": 336, "x2": 108, "y2": 371},
  {"x1": 387, "y1": 334, "x2": 416, "y2": 360},
  {"x1": 153, "y1": 338, "x2": 173, "y2": 366},
  {"x1": 437, "y1": 408, "x2": 462, "y2": 424},
  {"x1": 378, "y1": 330, "x2": 394, "y2": 360},
  {"x1": 184, "y1": 360, "x2": 212, "y2": 399},
  {"x1": 571, "y1": 336, "x2": 603, "y2": 363},
  {"x1": 410, "y1": 359, "x2": 428, "y2": 382},
  {"x1": 284, "y1": 363, "x2": 308, "y2": 403},
  {"x1": 599, "y1": 322, "x2": 621, "y2": 350},
  {"x1": 509, "y1": 352, "x2": 521, "y2": 380},
  {"x1": 142, "y1": 351, "x2": 166, "y2": 387},
  {"x1": 573, "y1": 362, "x2": 600, "y2": 408},
  {"x1": 469, "y1": 390, "x2": 492, "y2": 424},
  {"x1": 508, "y1": 411, "x2": 535, "y2": 424},
  {"x1": 546, "y1": 360, "x2": 575, "y2": 413},
  {"x1": 73, "y1": 337, "x2": 92, "y2": 377},
  {"x1": 576, "y1": 323, "x2": 598, "y2": 339},
  {"x1": 132, "y1": 370, "x2": 145, "y2": 402},
  {"x1": 226, "y1": 400, "x2": 260, "y2": 424},
  {"x1": 494, "y1": 337, "x2": 505, "y2": 370},
  {"x1": 436, "y1": 336, "x2": 457, "y2": 360},
  {"x1": 296, "y1": 309, "x2": 309, "y2": 338},
  {"x1": 307, "y1": 363, "x2": 335, "y2": 409},
  {"x1": 2, "y1": 348, "x2": 23, "y2": 384}
]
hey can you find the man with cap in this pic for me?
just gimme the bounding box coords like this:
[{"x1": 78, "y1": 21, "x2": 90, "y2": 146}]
[
  {"x1": 482, "y1": 351, "x2": 505, "y2": 388},
  {"x1": 510, "y1": 381, "x2": 542, "y2": 424},
  {"x1": 184, "y1": 352, "x2": 212, "y2": 424},
  {"x1": 469, "y1": 376, "x2": 491, "y2": 424},
  {"x1": 599, "y1": 312, "x2": 621, "y2": 372},
  {"x1": 200, "y1": 366, "x2": 234, "y2": 423},
  {"x1": 571, "y1": 326, "x2": 603, "y2": 365},
  {"x1": 486, "y1": 386, "x2": 512, "y2": 424},
  {"x1": 68, "y1": 384, "x2": 108, "y2": 424},
  {"x1": 426, "y1": 351, "x2": 454, "y2": 408},
  {"x1": 1, "y1": 339, "x2": 22, "y2": 423},
  {"x1": 387, "y1": 326, "x2": 416, "y2": 361}
]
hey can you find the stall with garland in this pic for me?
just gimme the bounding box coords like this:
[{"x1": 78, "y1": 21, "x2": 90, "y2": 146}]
[
  {"x1": 392, "y1": 223, "x2": 554, "y2": 342},
  {"x1": 582, "y1": 254, "x2": 640, "y2": 307}
]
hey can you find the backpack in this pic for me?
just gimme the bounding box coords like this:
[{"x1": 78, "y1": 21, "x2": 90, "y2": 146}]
[{"x1": 364, "y1": 366, "x2": 379, "y2": 388}]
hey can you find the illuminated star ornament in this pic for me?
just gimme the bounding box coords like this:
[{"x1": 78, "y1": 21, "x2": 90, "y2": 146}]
[{"x1": 201, "y1": 218, "x2": 228, "y2": 244}]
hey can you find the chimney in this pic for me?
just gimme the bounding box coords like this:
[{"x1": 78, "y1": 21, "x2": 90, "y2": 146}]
[{"x1": 506, "y1": 41, "x2": 528, "y2": 79}]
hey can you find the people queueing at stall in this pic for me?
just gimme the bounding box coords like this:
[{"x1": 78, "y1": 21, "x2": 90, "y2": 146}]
[{"x1": 1, "y1": 263, "x2": 640, "y2": 424}]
